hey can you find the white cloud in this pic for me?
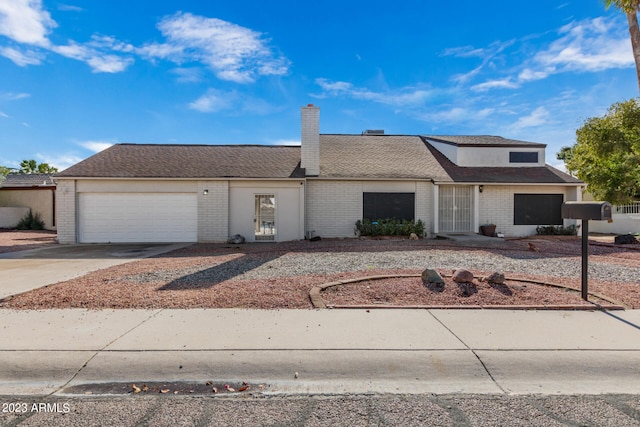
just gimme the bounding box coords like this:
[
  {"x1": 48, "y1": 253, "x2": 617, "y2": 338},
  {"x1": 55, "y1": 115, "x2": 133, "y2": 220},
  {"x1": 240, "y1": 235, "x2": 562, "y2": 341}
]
[
  {"x1": 188, "y1": 89, "x2": 237, "y2": 113},
  {"x1": 509, "y1": 106, "x2": 551, "y2": 130},
  {"x1": 36, "y1": 152, "x2": 82, "y2": 171},
  {"x1": 170, "y1": 67, "x2": 203, "y2": 83},
  {"x1": 1, "y1": 92, "x2": 29, "y2": 100},
  {"x1": 313, "y1": 78, "x2": 433, "y2": 107},
  {"x1": 0, "y1": 1, "x2": 134, "y2": 72},
  {"x1": 518, "y1": 68, "x2": 551, "y2": 82},
  {"x1": 51, "y1": 37, "x2": 134, "y2": 73},
  {"x1": 78, "y1": 141, "x2": 113, "y2": 152},
  {"x1": 139, "y1": 12, "x2": 290, "y2": 83},
  {"x1": 0, "y1": 111, "x2": 8, "y2": 118},
  {"x1": 471, "y1": 78, "x2": 519, "y2": 92},
  {"x1": 0, "y1": 0, "x2": 56, "y2": 46},
  {"x1": 0, "y1": 45, "x2": 42, "y2": 65},
  {"x1": 419, "y1": 107, "x2": 495, "y2": 124},
  {"x1": 57, "y1": 4, "x2": 83, "y2": 12},
  {"x1": 533, "y1": 17, "x2": 633, "y2": 73}
]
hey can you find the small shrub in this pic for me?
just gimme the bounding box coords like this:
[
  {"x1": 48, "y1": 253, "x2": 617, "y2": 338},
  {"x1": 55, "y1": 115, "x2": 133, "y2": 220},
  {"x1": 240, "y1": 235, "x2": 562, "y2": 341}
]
[
  {"x1": 16, "y1": 211, "x2": 45, "y2": 230},
  {"x1": 535, "y1": 224, "x2": 578, "y2": 236},
  {"x1": 355, "y1": 218, "x2": 425, "y2": 237}
]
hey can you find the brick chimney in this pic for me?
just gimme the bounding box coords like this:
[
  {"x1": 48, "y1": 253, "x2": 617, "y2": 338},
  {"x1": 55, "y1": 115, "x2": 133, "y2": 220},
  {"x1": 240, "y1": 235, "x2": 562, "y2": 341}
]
[{"x1": 301, "y1": 104, "x2": 320, "y2": 176}]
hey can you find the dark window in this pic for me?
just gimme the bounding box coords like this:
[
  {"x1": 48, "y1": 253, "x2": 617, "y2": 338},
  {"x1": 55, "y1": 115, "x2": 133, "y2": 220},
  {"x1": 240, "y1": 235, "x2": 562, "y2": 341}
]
[
  {"x1": 514, "y1": 194, "x2": 563, "y2": 225},
  {"x1": 363, "y1": 192, "x2": 415, "y2": 221},
  {"x1": 509, "y1": 152, "x2": 539, "y2": 163}
]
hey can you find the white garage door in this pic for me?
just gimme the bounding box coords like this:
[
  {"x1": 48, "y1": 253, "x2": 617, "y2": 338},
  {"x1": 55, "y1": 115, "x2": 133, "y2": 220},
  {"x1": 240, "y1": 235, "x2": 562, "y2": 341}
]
[{"x1": 78, "y1": 193, "x2": 197, "y2": 243}]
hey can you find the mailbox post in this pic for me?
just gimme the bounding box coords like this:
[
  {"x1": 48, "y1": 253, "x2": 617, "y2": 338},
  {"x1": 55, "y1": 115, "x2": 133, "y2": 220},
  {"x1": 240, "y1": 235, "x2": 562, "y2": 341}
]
[{"x1": 561, "y1": 202, "x2": 612, "y2": 301}]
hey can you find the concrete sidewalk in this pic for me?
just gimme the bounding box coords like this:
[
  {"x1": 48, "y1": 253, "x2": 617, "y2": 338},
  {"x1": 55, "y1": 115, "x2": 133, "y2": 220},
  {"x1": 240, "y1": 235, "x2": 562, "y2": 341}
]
[{"x1": 1, "y1": 308, "x2": 639, "y2": 396}]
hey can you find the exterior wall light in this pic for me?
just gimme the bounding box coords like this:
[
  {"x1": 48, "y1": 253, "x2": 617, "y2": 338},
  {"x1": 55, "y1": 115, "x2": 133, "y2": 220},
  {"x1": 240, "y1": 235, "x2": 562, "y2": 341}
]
[{"x1": 203, "y1": 189, "x2": 209, "y2": 195}]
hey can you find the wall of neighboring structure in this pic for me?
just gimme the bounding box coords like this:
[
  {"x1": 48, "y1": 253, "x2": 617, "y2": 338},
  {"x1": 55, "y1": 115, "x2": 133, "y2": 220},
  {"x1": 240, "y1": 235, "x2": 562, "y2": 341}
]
[
  {"x1": 0, "y1": 207, "x2": 30, "y2": 228},
  {"x1": 478, "y1": 185, "x2": 581, "y2": 236},
  {"x1": 589, "y1": 214, "x2": 640, "y2": 234},
  {"x1": 306, "y1": 180, "x2": 432, "y2": 238},
  {"x1": 229, "y1": 180, "x2": 305, "y2": 242},
  {"x1": 0, "y1": 188, "x2": 56, "y2": 230}
]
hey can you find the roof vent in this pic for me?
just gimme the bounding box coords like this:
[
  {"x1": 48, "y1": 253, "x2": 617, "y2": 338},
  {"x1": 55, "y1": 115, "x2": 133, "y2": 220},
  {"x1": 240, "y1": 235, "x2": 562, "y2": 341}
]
[{"x1": 362, "y1": 129, "x2": 384, "y2": 135}]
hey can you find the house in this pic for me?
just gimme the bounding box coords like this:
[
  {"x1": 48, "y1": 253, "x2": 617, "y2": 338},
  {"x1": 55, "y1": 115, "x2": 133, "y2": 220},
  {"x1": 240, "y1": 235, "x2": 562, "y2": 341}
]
[
  {"x1": 0, "y1": 173, "x2": 56, "y2": 230},
  {"x1": 55, "y1": 105, "x2": 583, "y2": 244}
]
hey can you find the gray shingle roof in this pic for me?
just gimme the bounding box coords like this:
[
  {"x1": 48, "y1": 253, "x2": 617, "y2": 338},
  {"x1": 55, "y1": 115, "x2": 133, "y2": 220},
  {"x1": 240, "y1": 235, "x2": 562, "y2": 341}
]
[
  {"x1": 424, "y1": 135, "x2": 546, "y2": 147},
  {"x1": 319, "y1": 134, "x2": 450, "y2": 180},
  {"x1": 56, "y1": 144, "x2": 305, "y2": 179},
  {"x1": 55, "y1": 137, "x2": 581, "y2": 185},
  {"x1": 0, "y1": 173, "x2": 56, "y2": 187}
]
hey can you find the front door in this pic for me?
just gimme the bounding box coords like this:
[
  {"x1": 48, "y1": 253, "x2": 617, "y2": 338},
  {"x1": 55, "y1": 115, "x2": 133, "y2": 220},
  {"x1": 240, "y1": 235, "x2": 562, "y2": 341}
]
[
  {"x1": 438, "y1": 186, "x2": 473, "y2": 233},
  {"x1": 254, "y1": 194, "x2": 276, "y2": 241}
]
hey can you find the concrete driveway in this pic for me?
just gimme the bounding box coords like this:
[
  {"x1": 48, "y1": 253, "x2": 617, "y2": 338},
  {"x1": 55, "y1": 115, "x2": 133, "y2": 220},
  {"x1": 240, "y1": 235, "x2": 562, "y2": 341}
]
[{"x1": 0, "y1": 243, "x2": 191, "y2": 300}]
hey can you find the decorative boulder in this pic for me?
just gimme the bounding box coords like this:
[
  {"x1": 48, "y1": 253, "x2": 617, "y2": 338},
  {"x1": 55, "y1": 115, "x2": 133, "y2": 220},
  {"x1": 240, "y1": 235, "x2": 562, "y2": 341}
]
[
  {"x1": 452, "y1": 269, "x2": 474, "y2": 283},
  {"x1": 409, "y1": 233, "x2": 419, "y2": 240},
  {"x1": 421, "y1": 268, "x2": 444, "y2": 284},
  {"x1": 422, "y1": 268, "x2": 445, "y2": 292},
  {"x1": 227, "y1": 234, "x2": 245, "y2": 244},
  {"x1": 486, "y1": 271, "x2": 505, "y2": 285},
  {"x1": 457, "y1": 282, "x2": 478, "y2": 297},
  {"x1": 615, "y1": 234, "x2": 638, "y2": 245}
]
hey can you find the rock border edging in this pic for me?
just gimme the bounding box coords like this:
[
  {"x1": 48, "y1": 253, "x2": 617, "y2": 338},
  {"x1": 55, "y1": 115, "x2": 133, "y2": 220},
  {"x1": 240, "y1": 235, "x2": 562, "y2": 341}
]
[{"x1": 309, "y1": 273, "x2": 628, "y2": 310}]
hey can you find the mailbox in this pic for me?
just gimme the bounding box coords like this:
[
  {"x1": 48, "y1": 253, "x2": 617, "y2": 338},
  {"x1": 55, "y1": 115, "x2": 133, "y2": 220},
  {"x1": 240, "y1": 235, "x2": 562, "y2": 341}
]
[{"x1": 561, "y1": 201, "x2": 612, "y2": 221}]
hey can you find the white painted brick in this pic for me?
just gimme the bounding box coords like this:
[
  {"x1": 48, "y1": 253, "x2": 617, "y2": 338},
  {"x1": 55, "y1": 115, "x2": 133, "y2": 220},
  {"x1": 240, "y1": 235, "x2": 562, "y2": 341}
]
[
  {"x1": 306, "y1": 180, "x2": 433, "y2": 238},
  {"x1": 301, "y1": 105, "x2": 320, "y2": 176},
  {"x1": 479, "y1": 185, "x2": 576, "y2": 237},
  {"x1": 197, "y1": 181, "x2": 229, "y2": 242},
  {"x1": 55, "y1": 180, "x2": 76, "y2": 244}
]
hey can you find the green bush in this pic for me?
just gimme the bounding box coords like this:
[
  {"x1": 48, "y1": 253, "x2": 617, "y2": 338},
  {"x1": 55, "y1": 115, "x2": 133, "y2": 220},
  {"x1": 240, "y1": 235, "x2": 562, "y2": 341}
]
[
  {"x1": 355, "y1": 218, "x2": 425, "y2": 237},
  {"x1": 16, "y1": 211, "x2": 45, "y2": 230},
  {"x1": 535, "y1": 224, "x2": 578, "y2": 236}
]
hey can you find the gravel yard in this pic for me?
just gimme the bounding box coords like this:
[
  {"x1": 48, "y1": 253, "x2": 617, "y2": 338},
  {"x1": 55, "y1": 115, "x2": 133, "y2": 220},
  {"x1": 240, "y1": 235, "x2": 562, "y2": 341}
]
[
  {"x1": 1, "y1": 236, "x2": 639, "y2": 309},
  {"x1": 0, "y1": 229, "x2": 57, "y2": 253}
]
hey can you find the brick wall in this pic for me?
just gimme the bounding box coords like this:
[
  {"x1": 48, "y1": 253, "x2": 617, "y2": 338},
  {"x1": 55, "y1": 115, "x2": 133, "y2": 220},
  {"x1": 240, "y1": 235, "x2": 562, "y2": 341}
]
[
  {"x1": 56, "y1": 180, "x2": 76, "y2": 244},
  {"x1": 479, "y1": 185, "x2": 577, "y2": 236},
  {"x1": 197, "y1": 181, "x2": 229, "y2": 242},
  {"x1": 301, "y1": 105, "x2": 320, "y2": 176},
  {"x1": 306, "y1": 180, "x2": 433, "y2": 238}
]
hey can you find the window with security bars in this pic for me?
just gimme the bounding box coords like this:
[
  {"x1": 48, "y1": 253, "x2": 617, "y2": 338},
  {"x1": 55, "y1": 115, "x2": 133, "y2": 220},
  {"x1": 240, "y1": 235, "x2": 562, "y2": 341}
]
[{"x1": 363, "y1": 192, "x2": 415, "y2": 221}]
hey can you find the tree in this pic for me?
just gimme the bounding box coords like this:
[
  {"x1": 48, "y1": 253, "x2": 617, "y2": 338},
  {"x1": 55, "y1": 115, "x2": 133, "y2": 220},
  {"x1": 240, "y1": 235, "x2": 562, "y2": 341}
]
[
  {"x1": 561, "y1": 98, "x2": 640, "y2": 204},
  {"x1": 603, "y1": 0, "x2": 640, "y2": 93},
  {"x1": 0, "y1": 165, "x2": 10, "y2": 185},
  {"x1": 18, "y1": 160, "x2": 58, "y2": 174}
]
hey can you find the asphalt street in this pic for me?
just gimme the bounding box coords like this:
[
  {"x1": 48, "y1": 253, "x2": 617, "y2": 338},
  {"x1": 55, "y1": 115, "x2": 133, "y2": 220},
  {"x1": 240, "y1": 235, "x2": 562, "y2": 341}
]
[{"x1": 2, "y1": 393, "x2": 640, "y2": 426}]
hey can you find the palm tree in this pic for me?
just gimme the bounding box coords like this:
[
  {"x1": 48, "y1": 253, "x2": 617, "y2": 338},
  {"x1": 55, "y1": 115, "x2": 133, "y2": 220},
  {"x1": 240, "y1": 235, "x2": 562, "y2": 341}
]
[
  {"x1": 18, "y1": 160, "x2": 58, "y2": 174},
  {"x1": 603, "y1": 0, "x2": 640, "y2": 93},
  {"x1": 19, "y1": 159, "x2": 38, "y2": 174}
]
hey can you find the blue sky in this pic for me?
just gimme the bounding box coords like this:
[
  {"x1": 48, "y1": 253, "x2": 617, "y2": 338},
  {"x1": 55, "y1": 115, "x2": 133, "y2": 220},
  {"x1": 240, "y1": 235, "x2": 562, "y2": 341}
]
[{"x1": 0, "y1": 0, "x2": 637, "y2": 171}]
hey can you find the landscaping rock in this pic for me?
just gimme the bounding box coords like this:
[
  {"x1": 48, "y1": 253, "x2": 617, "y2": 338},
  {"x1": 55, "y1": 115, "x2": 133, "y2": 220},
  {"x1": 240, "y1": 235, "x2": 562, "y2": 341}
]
[
  {"x1": 486, "y1": 271, "x2": 505, "y2": 284},
  {"x1": 421, "y1": 268, "x2": 444, "y2": 284},
  {"x1": 409, "y1": 233, "x2": 419, "y2": 240},
  {"x1": 452, "y1": 269, "x2": 474, "y2": 283},
  {"x1": 422, "y1": 268, "x2": 445, "y2": 292},
  {"x1": 456, "y1": 281, "x2": 478, "y2": 297},
  {"x1": 615, "y1": 234, "x2": 638, "y2": 245},
  {"x1": 227, "y1": 234, "x2": 245, "y2": 244}
]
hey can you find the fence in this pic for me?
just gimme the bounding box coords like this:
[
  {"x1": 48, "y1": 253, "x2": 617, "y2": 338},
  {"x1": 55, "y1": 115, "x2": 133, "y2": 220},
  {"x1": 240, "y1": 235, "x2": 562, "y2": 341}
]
[{"x1": 613, "y1": 203, "x2": 640, "y2": 215}]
